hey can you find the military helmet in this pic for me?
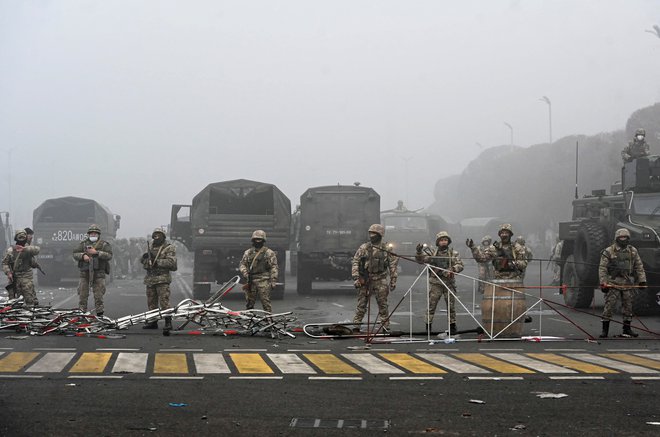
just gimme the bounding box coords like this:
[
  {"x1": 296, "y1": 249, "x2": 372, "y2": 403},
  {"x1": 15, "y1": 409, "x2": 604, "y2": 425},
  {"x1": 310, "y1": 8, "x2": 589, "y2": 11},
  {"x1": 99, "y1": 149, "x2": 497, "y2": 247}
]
[
  {"x1": 615, "y1": 228, "x2": 631, "y2": 239},
  {"x1": 515, "y1": 236, "x2": 526, "y2": 245},
  {"x1": 251, "y1": 230, "x2": 267, "y2": 241},
  {"x1": 87, "y1": 224, "x2": 102, "y2": 234},
  {"x1": 635, "y1": 128, "x2": 646, "y2": 136},
  {"x1": 482, "y1": 235, "x2": 492, "y2": 244},
  {"x1": 435, "y1": 231, "x2": 452, "y2": 245},
  {"x1": 152, "y1": 227, "x2": 167, "y2": 238},
  {"x1": 368, "y1": 224, "x2": 385, "y2": 237},
  {"x1": 498, "y1": 223, "x2": 514, "y2": 236},
  {"x1": 14, "y1": 229, "x2": 27, "y2": 242}
]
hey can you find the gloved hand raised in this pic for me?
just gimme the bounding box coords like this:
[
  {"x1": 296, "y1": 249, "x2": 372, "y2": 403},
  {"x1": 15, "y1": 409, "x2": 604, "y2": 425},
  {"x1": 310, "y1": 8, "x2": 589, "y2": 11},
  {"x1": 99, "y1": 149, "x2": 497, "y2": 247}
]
[{"x1": 466, "y1": 238, "x2": 474, "y2": 249}]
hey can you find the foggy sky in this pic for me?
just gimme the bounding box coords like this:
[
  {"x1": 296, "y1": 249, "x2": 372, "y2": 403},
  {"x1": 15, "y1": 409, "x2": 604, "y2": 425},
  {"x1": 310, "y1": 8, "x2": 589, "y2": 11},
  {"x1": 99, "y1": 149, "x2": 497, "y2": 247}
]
[{"x1": 1, "y1": 0, "x2": 660, "y2": 237}]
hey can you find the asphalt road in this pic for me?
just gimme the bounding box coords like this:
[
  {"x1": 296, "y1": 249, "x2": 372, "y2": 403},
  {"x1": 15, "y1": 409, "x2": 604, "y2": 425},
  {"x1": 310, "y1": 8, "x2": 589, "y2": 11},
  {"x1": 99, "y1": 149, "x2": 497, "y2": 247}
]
[{"x1": 1, "y1": 261, "x2": 659, "y2": 436}]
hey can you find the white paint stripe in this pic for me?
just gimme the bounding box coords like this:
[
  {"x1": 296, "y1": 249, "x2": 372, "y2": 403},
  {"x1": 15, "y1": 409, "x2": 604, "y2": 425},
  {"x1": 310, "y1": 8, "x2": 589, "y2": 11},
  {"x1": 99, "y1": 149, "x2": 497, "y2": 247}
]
[
  {"x1": 97, "y1": 348, "x2": 141, "y2": 351},
  {"x1": 26, "y1": 353, "x2": 76, "y2": 373},
  {"x1": 193, "y1": 353, "x2": 231, "y2": 374},
  {"x1": 0, "y1": 348, "x2": 14, "y2": 350},
  {"x1": 331, "y1": 303, "x2": 344, "y2": 308},
  {"x1": 287, "y1": 349, "x2": 332, "y2": 352},
  {"x1": 489, "y1": 353, "x2": 577, "y2": 374},
  {"x1": 389, "y1": 377, "x2": 444, "y2": 380},
  {"x1": 150, "y1": 376, "x2": 204, "y2": 380},
  {"x1": 549, "y1": 376, "x2": 605, "y2": 380},
  {"x1": 229, "y1": 376, "x2": 283, "y2": 380},
  {"x1": 267, "y1": 354, "x2": 316, "y2": 374},
  {"x1": 478, "y1": 348, "x2": 523, "y2": 352},
  {"x1": 416, "y1": 353, "x2": 491, "y2": 374},
  {"x1": 0, "y1": 375, "x2": 43, "y2": 379},
  {"x1": 565, "y1": 353, "x2": 659, "y2": 374},
  {"x1": 68, "y1": 376, "x2": 124, "y2": 379},
  {"x1": 342, "y1": 354, "x2": 404, "y2": 374},
  {"x1": 33, "y1": 348, "x2": 76, "y2": 351},
  {"x1": 112, "y1": 353, "x2": 148, "y2": 374},
  {"x1": 630, "y1": 376, "x2": 660, "y2": 380},
  {"x1": 119, "y1": 293, "x2": 144, "y2": 297},
  {"x1": 635, "y1": 353, "x2": 660, "y2": 361},
  {"x1": 308, "y1": 377, "x2": 362, "y2": 381},
  {"x1": 545, "y1": 349, "x2": 586, "y2": 352},
  {"x1": 223, "y1": 349, "x2": 267, "y2": 352},
  {"x1": 606, "y1": 349, "x2": 649, "y2": 352},
  {"x1": 467, "y1": 376, "x2": 525, "y2": 380},
  {"x1": 416, "y1": 349, "x2": 460, "y2": 352},
  {"x1": 159, "y1": 349, "x2": 203, "y2": 352}
]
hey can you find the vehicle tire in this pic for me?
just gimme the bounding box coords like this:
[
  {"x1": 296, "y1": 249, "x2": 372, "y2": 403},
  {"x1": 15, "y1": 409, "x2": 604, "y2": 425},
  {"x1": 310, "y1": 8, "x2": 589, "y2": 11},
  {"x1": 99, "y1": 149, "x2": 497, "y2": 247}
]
[
  {"x1": 562, "y1": 255, "x2": 595, "y2": 308},
  {"x1": 574, "y1": 222, "x2": 608, "y2": 283}
]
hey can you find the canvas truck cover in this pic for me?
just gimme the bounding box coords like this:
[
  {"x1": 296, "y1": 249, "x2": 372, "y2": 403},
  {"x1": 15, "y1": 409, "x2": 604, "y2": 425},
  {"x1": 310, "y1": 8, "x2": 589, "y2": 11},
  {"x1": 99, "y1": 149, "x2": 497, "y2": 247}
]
[
  {"x1": 298, "y1": 185, "x2": 380, "y2": 252},
  {"x1": 190, "y1": 179, "x2": 291, "y2": 248}
]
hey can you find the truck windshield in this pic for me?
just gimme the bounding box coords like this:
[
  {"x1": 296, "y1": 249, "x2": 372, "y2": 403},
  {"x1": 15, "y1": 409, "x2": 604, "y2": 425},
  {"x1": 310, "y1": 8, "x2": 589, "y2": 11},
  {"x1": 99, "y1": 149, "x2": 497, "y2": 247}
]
[
  {"x1": 383, "y1": 216, "x2": 427, "y2": 231},
  {"x1": 629, "y1": 193, "x2": 660, "y2": 216}
]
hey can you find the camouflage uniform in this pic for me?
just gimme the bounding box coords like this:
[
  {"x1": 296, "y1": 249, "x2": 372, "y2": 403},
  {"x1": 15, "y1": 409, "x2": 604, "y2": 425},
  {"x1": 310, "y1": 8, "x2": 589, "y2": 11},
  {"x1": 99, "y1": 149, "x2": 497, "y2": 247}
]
[
  {"x1": 352, "y1": 224, "x2": 398, "y2": 330},
  {"x1": 476, "y1": 236, "x2": 494, "y2": 294},
  {"x1": 142, "y1": 230, "x2": 177, "y2": 311},
  {"x1": 598, "y1": 229, "x2": 646, "y2": 336},
  {"x1": 621, "y1": 128, "x2": 650, "y2": 162},
  {"x1": 239, "y1": 230, "x2": 278, "y2": 313},
  {"x1": 72, "y1": 225, "x2": 113, "y2": 314},
  {"x1": 515, "y1": 237, "x2": 533, "y2": 280},
  {"x1": 550, "y1": 239, "x2": 563, "y2": 285},
  {"x1": 415, "y1": 232, "x2": 464, "y2": 326},
  {"x1": 2, "y1": 230, "x2": 40, "y2": 305},
  {"x1": 470, "y1": 224, "x2": 528, "y2": 281}
]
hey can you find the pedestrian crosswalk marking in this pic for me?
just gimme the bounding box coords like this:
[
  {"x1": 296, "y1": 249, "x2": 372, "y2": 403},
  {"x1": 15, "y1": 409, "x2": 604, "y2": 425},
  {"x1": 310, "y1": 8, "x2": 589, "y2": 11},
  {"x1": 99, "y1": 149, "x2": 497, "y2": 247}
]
[
  {"x1": 112, "y1": 353, "x2": 148, "y2": 374},
  {"x1": 488, "y1": 353, "x2": 577, "y2": 374},
  {"x1": 342, "y1": 354, "x2": 404, "y2": 374},
  {"x1": 636, "y1": 353, "x2": 660, "y2": 361},
  {"x1": 193, "y1": 353, "x2": 231, "y2": 374},
  {"x1": 380, "y1": 353, "x2": 446, "y2": 374},
  {"x1": 601, "y1": 354, "x2": 660, "y2": 371},
  {"x1": 27, "y1": 352, "x2": 76, "y2": 373},
  {"x1": 70, "y1": 352, "x2": 112, "y2": 373},
  {"x1": 267, "y1": 354, "x2": 316, "y2": 374},
  {"x1": 414, "y1": 353, "x2": 491, "y2": 373},
  {"x1": 453, "y1": 353, "x2": 534, "y2": 374},
  {"x1": 154, "y1": 353, "x2": 188, "y2": 374},
  {"x1": 230, "y1": 353, "x2": 274, "y2": 374},
  {"x1": 526, "y1": 353, "x2": 617, "y2": 374},
  {"x1": 304, "y1": 354, "x2": 360, "y2": 375},
  {"x1": 566, "y1": 353, "x2": 658, "y2": 374},
  {"x1": 0, "y1": 352, "x2": 39, "y2": 372}
]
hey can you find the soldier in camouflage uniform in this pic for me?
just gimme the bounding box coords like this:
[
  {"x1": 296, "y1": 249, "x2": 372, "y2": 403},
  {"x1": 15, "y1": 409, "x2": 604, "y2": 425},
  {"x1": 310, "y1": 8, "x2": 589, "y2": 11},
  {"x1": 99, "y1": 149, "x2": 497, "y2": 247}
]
[
  {"x1": 476, "y1": 235, "x2": 494, "y2": 294},
  {"x1": 141, "y1": 228, "x2": 178, "y2": 331},
  {"x1": 415, "y1": 231, "x2": 464, "y2": 334},
  {"x1": 72, "y1": 224, "x2": 113, "y2": 316},
  {"x1": 621, "y1": 128, "x2": 650, "y2": 162},
  {"x1": 351, "y1": 224, "x2": 398, "y2": 332},
  {"x1": 467, "y1": 224, "x2": 528, "y2": 281},
  {"x1": 2, "y1": 229, "x2": 40, "y2": 305},
  {"x1": 239, "y1": 230, "x2": 278, "y2": 313},
  {"x1": 515, "y1": 236, "x2": 533, "y2": 281},
  {"x1": 598, "y1": 228, "x2": 646, "y2": 338}
]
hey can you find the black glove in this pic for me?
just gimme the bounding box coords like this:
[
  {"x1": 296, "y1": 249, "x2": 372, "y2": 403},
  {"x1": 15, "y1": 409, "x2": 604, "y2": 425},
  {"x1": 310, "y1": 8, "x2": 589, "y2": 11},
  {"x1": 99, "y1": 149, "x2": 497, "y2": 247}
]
[
  {"x1": 638, "y1": 282, "x2": 647, "y2": 289},
  {"x1": 416, "y1": 243, "x2": 424, "y2": 254},
  {"x1": 141, "y1": 253, "x2": 149, "y2": 260},
  {"x1": 466, "y1": 238, "x2": 474, "y2": 248}
]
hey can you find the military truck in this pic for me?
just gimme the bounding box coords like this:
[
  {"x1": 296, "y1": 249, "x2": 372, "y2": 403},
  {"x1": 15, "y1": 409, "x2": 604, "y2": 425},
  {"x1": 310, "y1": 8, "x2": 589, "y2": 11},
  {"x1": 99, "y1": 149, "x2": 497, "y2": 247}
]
[
  {"x1": 170, "y1": 179, "x2": 291, "y2": 300},
  {"x1": 558, "y1": 156, "x2": 660, "y2": 315},
  {"x1": 381, "y1": 205, "x2": 450, "y2": 274},
  {"x1": 0, "y1": 211, "x2": 10, "y2": 257},
  {"x1": 295, "y1": 184, "x2": 380, "y2": 294},
  {"x1": 32, "y1": 197, "x2": 121, "y2": 285}
]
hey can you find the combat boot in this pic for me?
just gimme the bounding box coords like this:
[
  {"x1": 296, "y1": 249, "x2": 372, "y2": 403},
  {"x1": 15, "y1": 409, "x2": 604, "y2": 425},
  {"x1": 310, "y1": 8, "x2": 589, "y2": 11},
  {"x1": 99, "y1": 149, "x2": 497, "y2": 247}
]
[
  {"x1": 449, "y1": 323, "x2": 457, "y2": 335},
  {"x1": 142, "y1": 321, "x2": 158, "y2": 329},
  {"x1": 599, "y1": 320, "x2": 609, "y2": 338},
  {"x1": 163, "y1": 316, "x2": 173, "y2": 333},
  {"x1": 622, "y1": 320, "x2": 638, "y2": 338}
]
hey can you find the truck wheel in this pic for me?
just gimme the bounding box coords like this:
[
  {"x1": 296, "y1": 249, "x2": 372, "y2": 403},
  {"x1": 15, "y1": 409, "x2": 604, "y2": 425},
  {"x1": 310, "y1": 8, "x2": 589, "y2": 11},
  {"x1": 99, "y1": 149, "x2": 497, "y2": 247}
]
[
  {"x1": 562, "y1": 255, "x2": 595, "y2": 308},
  {"x1": 574, "y1": 223, "x2": 607, "y2": 283}
]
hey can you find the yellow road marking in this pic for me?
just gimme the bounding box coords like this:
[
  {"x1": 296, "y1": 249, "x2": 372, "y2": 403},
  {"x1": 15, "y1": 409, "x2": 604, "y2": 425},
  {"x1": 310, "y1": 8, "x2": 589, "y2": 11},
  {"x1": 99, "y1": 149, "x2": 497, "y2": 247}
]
[
  {"x1": 601, "y1": 354, "x2": 660, "y2": 371},
  {"x1": 0, "y1": 352, "x2": 39, "y2": 372},
  {"x1": 154, "y1": 353, "x2": 188, "y2": 374},
  {"x1": 230, "y1": 353, "x2": 274, "y2": 374},
  {"x1": 527, "y1": 353, "x2": 617, "y2": 374},
  {"x1": 304, "y1": 354, "x2": 361, "y2": 374},
  {"x1": 380, "y1": 353, "x2": 446, "y2": 374},
  {"x1": 70, "y1": 353, "x2": 112, "y2": 373},
  {"x1": 453, "y1": 353, "x2": 534, "y2": 373}
]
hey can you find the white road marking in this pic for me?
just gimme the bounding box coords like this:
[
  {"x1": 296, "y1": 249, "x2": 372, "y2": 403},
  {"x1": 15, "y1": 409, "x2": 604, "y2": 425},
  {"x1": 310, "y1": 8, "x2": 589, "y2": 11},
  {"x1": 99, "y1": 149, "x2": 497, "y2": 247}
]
[
  {"x1": 68, "y1": 375, "x2": 124, "y2": 379},
  {"x1": 33, "y1": 348, "x2": 76, "y2": 351},
  {"x1": 634, "y1": 353, "x2": 660, "y2": 360},
  {"x1": 389, "y1": 376, "x2": 444, "y2": 380},
  {"x1": 0, "y1": 375, "x2": 43, "y2": 378},
  {"x1": 267, "y1": 354, "x2": 316, "y2": 374},
  {"x1": 489, "y1": 353, "x2": 577, "y2": 373},
  {"x1": 416, "y1": 353, "x2": 491, "y2": 373},
  {"x1": 112, "y1": 353, "x2": 148, "y2": 373},
  {"x1": 150, "y1": 376, "x2": 204, "y2": 380},
  {"x1": 26, "y1": 353, "x2": 76, "y2": 373},
  {"x1": 549, "y1": 376, "x2": 605, "y2": 380},
  {"x1": 331, "y1": 303, "x2": 344, "y2": 308},
  {"x1": 565, "y1": 353, "x2": 659, "y2": 373},
  {"x1": 193, "y1": 353, "x2": 231, "y2": 374},
  {"x1": 308, "y1": 376, "x2": 362, "y2": 381},
  {"x1": 467, "y1": 376, "x2": 524, "y2": 380},
  {"x1": 342, "y1": 354, "x2": 404, "y2": 374},
  {"x1": 229, "y1": 376, "x2": 283, "y2": 380}
]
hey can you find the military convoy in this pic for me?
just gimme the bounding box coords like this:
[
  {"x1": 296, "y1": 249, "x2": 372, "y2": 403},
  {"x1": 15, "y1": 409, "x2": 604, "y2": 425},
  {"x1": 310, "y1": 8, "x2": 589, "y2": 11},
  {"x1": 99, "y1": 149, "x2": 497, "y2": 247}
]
[
  {"x1": 32, "y1": 197, "x2": 121, "y2": 285},
  {"x1": 558, "y1": 156, "x2": 660, "y2": 315},
  {"x1": 294, "y1": 184, "x2": 380, "y2": 294},
  {"x1": 170, "y1": 179, "x2": 291, "y2": 300}
]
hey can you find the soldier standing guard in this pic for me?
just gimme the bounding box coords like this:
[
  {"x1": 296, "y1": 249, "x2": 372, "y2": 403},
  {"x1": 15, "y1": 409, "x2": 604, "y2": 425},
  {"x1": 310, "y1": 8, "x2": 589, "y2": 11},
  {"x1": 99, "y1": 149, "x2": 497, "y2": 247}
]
[
  {"x1": 621, "y1": 128, "x2": 650, "y2": 162},
  {"x1": 415, "y1": 231, "x2": 463, "y2": 334},
  {"x1": 141, "y1": 228, "x2": 178, "y2": 331},
  {"x1": 598, "y1": 228, "x2": 646, "y2": 338},
  {"x1": 351, "y1": 224, "x2": 398, "y2": 333},
  {"x1": 72, "y1": 224, "x2": 113, "y2": 316},
  {"x1": 476, "y1": 235, "x2": 494, "y2": 294},
  {"x1": 2, "y1": 229, "x2": 40, "y2": 305},
  {"x1": 467, "y1": 224, "x2": 528, "y2": 280},
  {"x1": 239, "y1": 230, "x2": 278, "y2": 313}
]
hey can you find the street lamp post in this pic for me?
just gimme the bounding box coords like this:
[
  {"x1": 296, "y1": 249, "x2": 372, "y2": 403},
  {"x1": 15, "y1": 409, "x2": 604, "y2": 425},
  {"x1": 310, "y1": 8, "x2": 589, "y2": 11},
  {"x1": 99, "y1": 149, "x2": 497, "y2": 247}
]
[
  {"x1": 540, "y1": 96, "x2": 552, "y2": 143},
  {"x1": 503, "y1": 122, "x2": 514, "y2": 152}
]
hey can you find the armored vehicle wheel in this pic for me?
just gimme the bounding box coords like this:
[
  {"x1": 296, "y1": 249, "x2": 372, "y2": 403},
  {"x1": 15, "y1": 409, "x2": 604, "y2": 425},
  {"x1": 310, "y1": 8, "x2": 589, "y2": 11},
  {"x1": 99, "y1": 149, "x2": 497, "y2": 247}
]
[
  {"x1": 574, "y1": 222, "x2": 607, "y2": 282},
  {"x1": 562, "y1": 255, "x2": 594, "y2": 308}
]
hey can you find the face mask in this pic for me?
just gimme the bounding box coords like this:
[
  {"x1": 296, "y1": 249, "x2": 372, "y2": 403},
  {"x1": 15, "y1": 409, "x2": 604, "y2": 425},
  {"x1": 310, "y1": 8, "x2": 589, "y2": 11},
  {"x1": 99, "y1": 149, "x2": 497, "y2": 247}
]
[
  {"x1": 89, "y1": 236, "x2": 99, "y2": 243},
  {"x1": 153, "y1": 236, "x2": 164, "y2": 245},
  {"x1": 616, "y1": 238, "x2": 629, "y2": 247},
  {"x1": 369, "y1": 234, "x2": 382, "y2": 244},
  {"x1": 636, "y1": 135, "x2": 644, "y2": 141},
  {"x1": 253, "y1": 240, "x2": 264, "y2": 249},
  {"x1": 437, "y1": 239, "x2": 449, "y2": 248}
]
